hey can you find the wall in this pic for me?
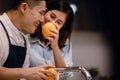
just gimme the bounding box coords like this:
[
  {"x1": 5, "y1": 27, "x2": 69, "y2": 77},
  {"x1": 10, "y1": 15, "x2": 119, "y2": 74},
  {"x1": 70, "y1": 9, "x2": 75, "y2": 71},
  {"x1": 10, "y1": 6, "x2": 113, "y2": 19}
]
[{"x1": 71, "y1": 31, "x2": 112, "y2": 78}]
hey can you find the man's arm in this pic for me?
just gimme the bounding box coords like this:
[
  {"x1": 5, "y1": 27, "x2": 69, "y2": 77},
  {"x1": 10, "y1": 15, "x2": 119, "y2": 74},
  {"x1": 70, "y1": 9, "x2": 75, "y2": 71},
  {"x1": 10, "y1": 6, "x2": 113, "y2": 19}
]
[
  {"x1": 0, "y1": 66, "x2": 24, "y2": 80},
  {"x1": 0, "y1": 65, "x2": 55, "y2": 80}
]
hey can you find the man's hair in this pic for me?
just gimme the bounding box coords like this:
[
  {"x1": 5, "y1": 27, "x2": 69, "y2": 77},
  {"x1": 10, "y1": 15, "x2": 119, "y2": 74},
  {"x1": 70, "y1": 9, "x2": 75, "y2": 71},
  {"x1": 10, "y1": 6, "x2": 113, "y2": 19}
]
[{"x1": 0, "y1": 0, "x2": 45, "y2": 13}]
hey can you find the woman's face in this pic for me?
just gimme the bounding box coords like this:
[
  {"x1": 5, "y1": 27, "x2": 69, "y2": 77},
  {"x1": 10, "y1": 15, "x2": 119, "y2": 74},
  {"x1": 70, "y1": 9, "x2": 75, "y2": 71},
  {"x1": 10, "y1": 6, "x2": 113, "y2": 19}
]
[{"x1": 43, "y1": 10, "x2": 67, "y2": 30}]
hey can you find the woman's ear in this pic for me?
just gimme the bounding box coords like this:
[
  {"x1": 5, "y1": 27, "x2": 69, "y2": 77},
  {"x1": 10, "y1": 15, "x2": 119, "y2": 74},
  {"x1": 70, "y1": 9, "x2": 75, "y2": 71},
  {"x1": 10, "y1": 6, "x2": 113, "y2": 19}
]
[{"x1": 18, "y1": 2, "x2": 29, "y2": 15}]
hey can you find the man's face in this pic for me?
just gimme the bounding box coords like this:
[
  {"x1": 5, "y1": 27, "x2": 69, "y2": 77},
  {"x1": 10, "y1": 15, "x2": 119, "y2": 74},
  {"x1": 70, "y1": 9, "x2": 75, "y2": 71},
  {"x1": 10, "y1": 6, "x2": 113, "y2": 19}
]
[{"x1": 22, "y1": 1, "x2": 46, "y2": 33}]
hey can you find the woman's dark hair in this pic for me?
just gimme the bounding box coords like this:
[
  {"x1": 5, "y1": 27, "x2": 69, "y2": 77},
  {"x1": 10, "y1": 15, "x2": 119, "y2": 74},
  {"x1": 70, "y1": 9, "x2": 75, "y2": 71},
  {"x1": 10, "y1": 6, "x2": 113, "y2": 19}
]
[
  {"x1": 0, "y1": 0, "x2": 45, "y2": 13},
  {"x1": 31, "y1": 0, "x2": 74, "y2": 49}
]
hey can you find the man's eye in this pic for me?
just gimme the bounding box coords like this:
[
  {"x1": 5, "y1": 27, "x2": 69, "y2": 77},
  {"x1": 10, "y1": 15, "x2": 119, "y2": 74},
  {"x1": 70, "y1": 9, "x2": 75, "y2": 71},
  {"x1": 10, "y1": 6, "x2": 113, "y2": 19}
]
[{"x1": 39, "y1": 11, "x2": 45, "y2": 16}]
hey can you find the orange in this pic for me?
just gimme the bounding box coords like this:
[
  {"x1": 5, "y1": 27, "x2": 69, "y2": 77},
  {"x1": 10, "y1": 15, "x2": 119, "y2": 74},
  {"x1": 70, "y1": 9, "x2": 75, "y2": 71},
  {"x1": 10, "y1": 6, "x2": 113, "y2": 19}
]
[
  {"x1": 47, "y1": 68, "x2": 57, "y2": 80},
  {"x1": 42, "y1": 22, "x2": 56, "y2": 38}
]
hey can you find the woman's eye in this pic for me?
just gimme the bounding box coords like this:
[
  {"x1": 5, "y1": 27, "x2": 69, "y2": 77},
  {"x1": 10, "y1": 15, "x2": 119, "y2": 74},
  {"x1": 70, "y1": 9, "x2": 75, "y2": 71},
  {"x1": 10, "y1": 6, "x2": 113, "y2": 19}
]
[
  {"x1": 57, "y1": 21, "x2": 62, "y2": 26},
  {"x1": 50, "y1": 13, "x2": 56, "y2": 19}
]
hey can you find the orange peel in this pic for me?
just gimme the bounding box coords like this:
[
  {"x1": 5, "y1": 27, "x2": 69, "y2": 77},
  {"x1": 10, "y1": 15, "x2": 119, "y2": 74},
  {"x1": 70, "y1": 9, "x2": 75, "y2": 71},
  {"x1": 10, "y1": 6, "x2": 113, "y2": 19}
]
[
  {"x1": 47, "y1": 68, "x2": 57, "y2": 80},
  {"x1": 42, "y1": 22, "x2": 56, "y2": 38}
]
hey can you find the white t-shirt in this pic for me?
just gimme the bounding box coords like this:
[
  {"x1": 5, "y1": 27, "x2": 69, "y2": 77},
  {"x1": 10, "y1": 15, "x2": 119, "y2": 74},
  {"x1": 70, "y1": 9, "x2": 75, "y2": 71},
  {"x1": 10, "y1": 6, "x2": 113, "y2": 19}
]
[{"x1": 0, "y1": 13, "x2": 30, "y2": 68}]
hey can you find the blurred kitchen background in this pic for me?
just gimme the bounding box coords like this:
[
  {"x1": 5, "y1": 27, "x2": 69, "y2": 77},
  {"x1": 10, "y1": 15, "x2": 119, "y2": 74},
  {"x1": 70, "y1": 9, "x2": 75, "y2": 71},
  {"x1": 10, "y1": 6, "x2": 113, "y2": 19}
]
[
  {"x1": 66, "y1": 0, "x2": 118, "y2": 80},
  {"x1": 0, "y1": 0, "x2": 119, "y2": 80}
]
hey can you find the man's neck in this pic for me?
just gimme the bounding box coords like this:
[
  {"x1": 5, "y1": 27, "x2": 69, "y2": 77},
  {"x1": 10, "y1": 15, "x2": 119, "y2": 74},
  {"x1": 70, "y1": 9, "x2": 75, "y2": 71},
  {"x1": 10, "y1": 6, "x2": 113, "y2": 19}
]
[{"x1": 7, "y1": 10, "x2": 22, "y2": 30}]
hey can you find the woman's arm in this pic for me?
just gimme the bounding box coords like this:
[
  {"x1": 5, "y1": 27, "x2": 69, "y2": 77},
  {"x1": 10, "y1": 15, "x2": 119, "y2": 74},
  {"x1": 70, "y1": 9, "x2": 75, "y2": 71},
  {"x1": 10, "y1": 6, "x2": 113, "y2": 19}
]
[
  {"x1": 52, "y1": 40, "x2": 73, "y2": 78},
  {"x1": 52, "y1": 44, "x2": 66, "y2": 67},
  {"x1": 52, "y1": 40, "x2": 73, "y2": 68},
  {"x1": 47, "y1": 29, "x2": 66, "y2": 68},
  {"x1": 48, "y1": 30, "x2": 73, "y2": 67}
]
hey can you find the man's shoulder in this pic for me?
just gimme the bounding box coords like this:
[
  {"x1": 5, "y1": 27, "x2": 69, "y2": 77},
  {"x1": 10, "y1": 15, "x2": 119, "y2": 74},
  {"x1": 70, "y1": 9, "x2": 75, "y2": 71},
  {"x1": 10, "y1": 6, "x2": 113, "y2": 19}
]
[
  {"x1": 0, "y1": 22, "x2": 7, "y2": 42},
  {"x1": 0, "y1": 23, "x2": 5, "y2": 34}
]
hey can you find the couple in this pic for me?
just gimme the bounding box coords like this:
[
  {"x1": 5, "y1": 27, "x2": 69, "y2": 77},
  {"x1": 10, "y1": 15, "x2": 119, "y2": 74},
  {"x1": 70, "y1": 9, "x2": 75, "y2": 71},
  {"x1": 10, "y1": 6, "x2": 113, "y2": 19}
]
[{"x1": 0, "y1": 0, "x2": 74, "y2": 80}]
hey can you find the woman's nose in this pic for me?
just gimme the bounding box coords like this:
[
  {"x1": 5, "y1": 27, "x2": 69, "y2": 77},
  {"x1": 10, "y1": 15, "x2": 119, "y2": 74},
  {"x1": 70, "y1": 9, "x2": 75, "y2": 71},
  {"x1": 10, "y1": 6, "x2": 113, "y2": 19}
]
[{"x1": 51, "y1": 21, "x2": 56, "y2": 24}]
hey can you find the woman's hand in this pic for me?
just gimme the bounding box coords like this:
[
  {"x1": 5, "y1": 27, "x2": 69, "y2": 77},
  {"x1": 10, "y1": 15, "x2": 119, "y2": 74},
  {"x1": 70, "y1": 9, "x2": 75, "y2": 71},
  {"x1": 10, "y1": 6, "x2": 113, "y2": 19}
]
[{"x1": 46, "y1": 28, "x2": 59, "y2": 49}]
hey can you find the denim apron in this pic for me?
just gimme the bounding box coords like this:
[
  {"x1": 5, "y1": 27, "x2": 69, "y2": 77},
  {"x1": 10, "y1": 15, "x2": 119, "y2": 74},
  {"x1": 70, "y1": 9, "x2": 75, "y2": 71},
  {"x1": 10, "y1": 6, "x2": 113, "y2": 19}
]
[{"x1": 0, "y1": 21, "x2": 27, "y2": 68}]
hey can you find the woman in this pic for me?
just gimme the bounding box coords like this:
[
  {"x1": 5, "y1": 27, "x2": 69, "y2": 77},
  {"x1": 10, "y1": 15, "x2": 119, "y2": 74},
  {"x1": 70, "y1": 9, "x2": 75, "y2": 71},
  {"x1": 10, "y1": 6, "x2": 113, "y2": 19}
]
[{"x1": 30, "y1": 0, "x2": 74, "y2": 73}]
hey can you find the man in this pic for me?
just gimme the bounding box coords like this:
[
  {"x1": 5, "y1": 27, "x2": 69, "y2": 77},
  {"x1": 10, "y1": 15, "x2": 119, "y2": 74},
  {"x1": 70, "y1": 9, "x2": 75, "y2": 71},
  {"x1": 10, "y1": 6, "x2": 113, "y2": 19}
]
[{"x1": 0, "y1": 0, "x2": 55, "y2": 80}]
